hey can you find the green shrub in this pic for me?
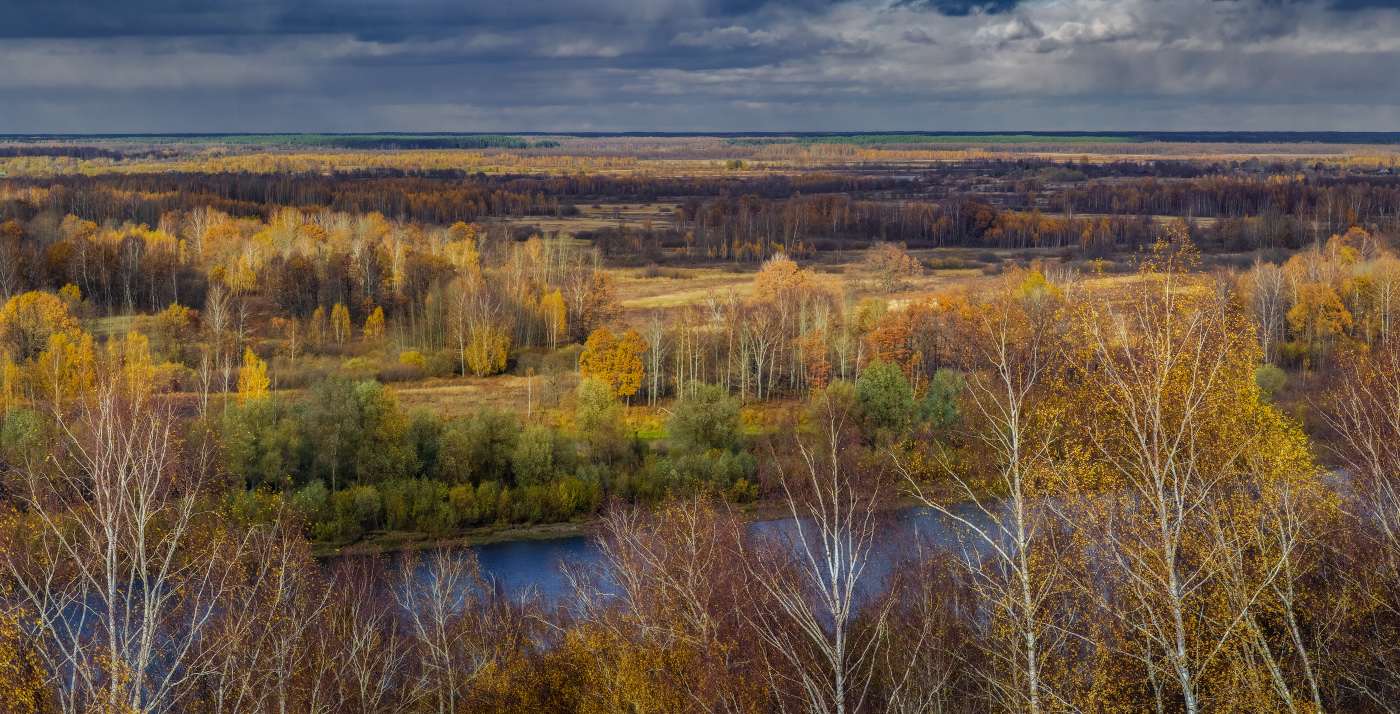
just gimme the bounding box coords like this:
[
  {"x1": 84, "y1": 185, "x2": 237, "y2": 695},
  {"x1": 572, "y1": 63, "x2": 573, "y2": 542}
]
[
  {"x1": 352, "y1": 380, "x2": 410, "y2": 484},
  {"x1": 318, "y1": 488, "x2": 367, "y2": 542},
  {"x1": 224, "y1": 395, "x2": 302, "y2": 490},
  {"x1": 1255, "y1": 363, "x2": 1287, "y2": 402},
  {"x1": 476, "y1": 481, "x2": 503, "y2": 524},
  {"x1": 512, "y1": 423, "x2": 559, "y2": 487},
  {"x1": 857, "y1": 360, "x2": 916, "y2": 432},
  {"x1": 1, "y1": 407, "x2": 48, "y2": 464},
  {"x1": 922, "y1": 368, "x2": 965, "y2": 431},
  {"x1": 553, "y1": 476, "x2": 598, "y2": 519},
  {"x1": 426, "y1": 351, "x2": 456, "y2": 378},
  {"x1": 351, "y1": 486, "x2": 382, "y2": 530},
  {"x1": 503, "y1": 486, "x2": 547, "y2": 524},
  {"x1": 667, "y1": 381, "x2": 741, "y2": 451},
  {"x1": 290, "y1": 480, "x2": 330, "y2": 525},
  {"x1": 576, "y1": 377, "x2": 624, "y2": 459},
  {"x1": 341, "y1": 357, "x2": 375, "y2": 379},
  {"x1": 448, "y1": 484, "x2": 478, "y2": 526},
  {"x1": 406, "y1": 408, "x2": 443, "y2": 478},
  {"x1": 381, "y1": 480, "x2": 415, "y2": 531},
  {"x1": 436, "y1": 409, "x2": 519, "y2": 485},
  {"x1": 412, "y1": 480, "x2": 453, "y2": 535}
]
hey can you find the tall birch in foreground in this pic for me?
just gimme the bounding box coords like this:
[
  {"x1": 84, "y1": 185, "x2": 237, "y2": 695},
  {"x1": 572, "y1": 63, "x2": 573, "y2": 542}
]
[{"x1": 890, "y1": 267, "x2": 1071, "y2": 714}]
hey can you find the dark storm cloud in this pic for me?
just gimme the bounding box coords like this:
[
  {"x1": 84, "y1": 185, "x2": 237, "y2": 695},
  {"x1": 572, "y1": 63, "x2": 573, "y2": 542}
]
[
  {"x1": 1, "y1": 0, "x2": 1399, "y2": 132},
  {"x1": 0, "y1": 0, "x2": 832, "y2": 40},
  {"x1": 1325, "y1": 0, "x2": 1400, "y2": 9},
  {"x1": 896, "y1": 0, "x2": 1025, "y2": 16}
]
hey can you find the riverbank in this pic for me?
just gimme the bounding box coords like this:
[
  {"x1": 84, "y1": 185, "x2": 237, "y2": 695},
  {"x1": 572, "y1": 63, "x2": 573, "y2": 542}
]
[
  {"x1": 309, "y1": 494, "x2": 937, "y2": 559},
  {"x1": 311, "y1": 519, "x2": 594, "y2": 558}
]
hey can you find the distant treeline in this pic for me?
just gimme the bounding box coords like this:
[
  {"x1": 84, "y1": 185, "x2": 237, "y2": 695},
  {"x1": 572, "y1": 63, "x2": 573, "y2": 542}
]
[
  {"x1": 2, "y1": 165, "x2": 1398, "y2": 255},
  {"x1": 287, "y1": 135, "x2": 561, "y2": 150},
  {"x1": 730, "y1": 130, "x2": 1400, "y2": 145},
  {"x1": 0, "y1": 133, "x2": 560, "y2": 150},
  {"x1": 0, "y1": 146, "x2": 167, "y2": 160},
  {"x1": 10, "y1": 130, "x2": 1400, "y2": 144},
  {"x1": 0, "y1": 171, "x2": 918, "y2": 226}
]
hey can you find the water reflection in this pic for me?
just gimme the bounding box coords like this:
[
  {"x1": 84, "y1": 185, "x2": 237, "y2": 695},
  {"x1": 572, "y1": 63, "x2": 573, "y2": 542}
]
[{"x1": 466, "y1": 501, "x2": 1002, "y2": 599}]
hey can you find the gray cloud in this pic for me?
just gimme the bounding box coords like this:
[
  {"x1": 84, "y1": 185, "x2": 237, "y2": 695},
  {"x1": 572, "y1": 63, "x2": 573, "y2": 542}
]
[
  {"x1": 1, "y1": 0, "x2": 1400, "y2": 132},
  {"x1": 673, "y1": 26, "x2": 788, "y2": 49}
]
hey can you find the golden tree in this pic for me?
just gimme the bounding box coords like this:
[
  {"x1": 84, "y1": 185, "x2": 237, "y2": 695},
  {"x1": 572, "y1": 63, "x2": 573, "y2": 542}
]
[
  {"x1": 1287, "y1": 283, "x2": 1351, "y2": 365},
  {"x1": 330, "y1": 303, "x2": 351, "y2": 344},
  {"x1": 579, "y1": 327, "x2": 649, "y2": 401},
  {"x1": 309, "y1": 305, "x2": 327, "y2": 349},
  {"x1": 865, "y1": 242, "x2": 923, "y2": 292},
  {"x1": 542, "y1": 289, "x2": 567, "y2": 350},
  {"x1": 615, "y1": 329, "x2": 649, "y2": 403},
  {"x1": 751, "y1": 253, "x2": 808, "y2": 303},
  {"x1": 443, "y1": 221, "x2": 481, "y2": 276},
  {"x1": 447, "y1": 275, "x2": 510, "y2": 377},
  {"x1": 0, "y1": 291, "x2": 82, "y2": 364},
  {"x1": 237, "y1": 348, "x2": 270, "y2": 404},
  {"x1": 57, "y1": 283, "x2": 81, "y2": 310},
  {"x1": 363, "y1": 306, "x2": 386, "y2": 341},
  {"x1": 464, "y1": 324, "x2": 509, "y2": 377},
  {"x1": 579, "y1": 328, "x2": 619, "y2": 388},
  {"x1": 33, "y1": 332, "x2": 96, "y2": 404},
  {"x1": 1066, "y1": 237, "x2": 1318, "y2": 713}
]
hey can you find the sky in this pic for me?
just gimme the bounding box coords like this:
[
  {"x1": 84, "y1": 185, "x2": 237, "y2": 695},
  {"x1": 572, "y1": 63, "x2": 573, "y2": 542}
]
[{"x1": 2, "y1": 0, "x2": 1400, "y2": 133}]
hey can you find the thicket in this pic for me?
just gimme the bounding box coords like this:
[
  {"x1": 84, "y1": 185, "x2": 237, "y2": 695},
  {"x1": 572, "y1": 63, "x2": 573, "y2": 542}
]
[{"x1": 219, "y1": 367, "x2": 764, "y2": 540}]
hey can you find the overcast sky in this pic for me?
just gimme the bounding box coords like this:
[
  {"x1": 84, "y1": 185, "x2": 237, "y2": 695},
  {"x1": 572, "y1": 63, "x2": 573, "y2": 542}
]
[{"x1": 2, "y1": 0, "x2": 1400, "y2": 133}]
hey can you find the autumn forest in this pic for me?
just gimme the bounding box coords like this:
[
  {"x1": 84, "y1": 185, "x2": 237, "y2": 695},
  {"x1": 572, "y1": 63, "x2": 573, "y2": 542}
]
[{"x1": 1, "y1": 133, "x2": 1400, "y2": 714}]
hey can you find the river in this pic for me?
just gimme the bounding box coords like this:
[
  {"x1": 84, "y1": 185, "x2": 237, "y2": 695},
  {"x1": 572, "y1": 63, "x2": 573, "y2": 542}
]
[{"x1": 467, "y1": 501, "x2": 996, "y2": 599}]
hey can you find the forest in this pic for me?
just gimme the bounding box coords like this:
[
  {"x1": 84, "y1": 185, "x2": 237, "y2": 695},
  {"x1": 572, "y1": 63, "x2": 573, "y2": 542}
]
[{"x1": 2, "y1": 138, "x2": 1400, "y2": 712}]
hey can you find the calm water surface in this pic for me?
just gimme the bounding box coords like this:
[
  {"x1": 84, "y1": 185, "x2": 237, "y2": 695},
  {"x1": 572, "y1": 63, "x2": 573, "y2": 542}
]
[{"x1": 467, "y1": 501, "x2": 997, "y2": 599}]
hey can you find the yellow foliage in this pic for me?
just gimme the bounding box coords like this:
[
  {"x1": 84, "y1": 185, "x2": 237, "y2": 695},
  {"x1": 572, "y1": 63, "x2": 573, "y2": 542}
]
[
  {"x1": 237, "y1": 347, "x2": 270, "y2": 404},
  {"x1": 464, "y1": 324, "x2": 509, "y2": 377},
  {"x1": 0, "y1": 605, "x2": 45, "y2": 714},
  {"x1": 363, "y1": 306, "x2": 385, "y2": 341},
  {"x1": 751, "y1": 253, "x2": 808, "y2": 303},
  {"x1": 155, "y1": 302, "x2": 196, "y2": 340},
  {"x1": 0, "y1": 356, "x2": 18, "y2": 412},
  {"x1": 0, "y1": 291, "x2": 83, "y2": 364},
  {"x1": 444, "y1": 222, "x2": 482, "y2": 276},
  {"x1": 578, "y1": 327, "x2": 649, "y2": 399},
  {"x1": 122, "y1": 331, "x2": 153, "y2": 397},
  {"x1": 330, "y1": 303, "x2": 351, "y2": 344},
  {"x1": 57, "y1": 283, "x2": 81, "y2": 305},
  {"x1": 579, "y1": 327, "x2": 618, "y2": 386},
  {"x1": 541, "y1": 289, "x2": 567, "y2": 349},
  {"x1": 34, "y1": 332, "x2": 95, "y2": 402},
  {"x1": 1288, "y1": 283, "x2": 1351, "y2": 351},
  {"x1": 615, "y1": 329, "x2": 649, "y2": 399},
  {"x1": 310, "y1": 306, "x2": 326, "y2": 346}
]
